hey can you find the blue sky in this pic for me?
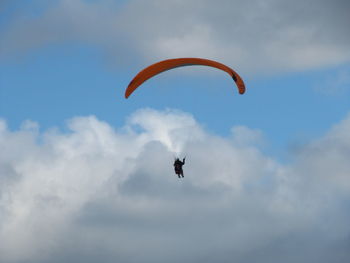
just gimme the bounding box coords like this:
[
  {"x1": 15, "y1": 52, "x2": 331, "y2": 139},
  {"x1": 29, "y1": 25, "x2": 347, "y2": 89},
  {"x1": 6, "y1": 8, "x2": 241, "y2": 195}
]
[
  {"x1": 0, "y1": 1, "x2": 350, "y2": 262},
  {"x1": 1, "y1": 1, "x2": 349, "y2": 159},
  {"x1": 1, "y1": 36, "x2": 349, "y2": 159}
]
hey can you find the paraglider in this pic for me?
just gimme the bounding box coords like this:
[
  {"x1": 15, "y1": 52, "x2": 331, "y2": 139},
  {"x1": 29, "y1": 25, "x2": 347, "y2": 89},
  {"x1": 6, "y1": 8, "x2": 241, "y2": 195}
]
[
  {"x1": 125, "y1": 58, "x2": 245, "y2": 98},
  {"x1": 174, "y1": 157, "x2": 185, "y2": 178},
  {"x1": 125, "y1": 58, "x2": 246, "y2": 179}
]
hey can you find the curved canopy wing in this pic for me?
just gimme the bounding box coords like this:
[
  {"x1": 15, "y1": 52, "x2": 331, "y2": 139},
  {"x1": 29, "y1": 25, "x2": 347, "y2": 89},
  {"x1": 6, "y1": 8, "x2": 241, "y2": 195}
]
[{"x1": 125, "y1": 58, "x2": 245, "y2": 98}]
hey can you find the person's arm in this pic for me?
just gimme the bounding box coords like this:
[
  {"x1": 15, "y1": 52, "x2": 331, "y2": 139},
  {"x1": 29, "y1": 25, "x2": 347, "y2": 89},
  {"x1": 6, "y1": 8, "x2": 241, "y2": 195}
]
[{"x1": 183, "y1": 158, "x2": 185, "y2": 165}]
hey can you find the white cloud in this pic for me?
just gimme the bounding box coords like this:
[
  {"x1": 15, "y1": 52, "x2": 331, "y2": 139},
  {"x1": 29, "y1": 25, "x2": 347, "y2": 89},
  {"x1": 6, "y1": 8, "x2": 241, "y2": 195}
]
[
  {"x1": 0, "y1": 109, "x2": 349, "y2": 262},
  {"x1": 1, "y1": 0, "x2": 350, "y2": 73},
  {"x1": 292, "y1": 113, "x2": 350, "y2": 192}
]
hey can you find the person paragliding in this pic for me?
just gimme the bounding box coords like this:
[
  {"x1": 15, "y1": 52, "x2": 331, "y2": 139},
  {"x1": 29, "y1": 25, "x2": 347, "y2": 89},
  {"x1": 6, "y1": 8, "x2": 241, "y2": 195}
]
[
  {"x1": 125, "y1": 58, "x2": 246, "y2": 181},
  {"x1": 174, "y1": 157, "x2": 185, "y2": 178}
]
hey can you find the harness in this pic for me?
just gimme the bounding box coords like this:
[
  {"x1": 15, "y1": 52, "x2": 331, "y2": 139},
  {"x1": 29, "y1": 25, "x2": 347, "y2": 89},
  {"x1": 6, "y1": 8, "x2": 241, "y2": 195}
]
[
  {"x1": 174, "y1": 161, "x2": 183, "y2": 174},
  {"x1": 174, "y1": 165, "x2": 182, "y2": 174}
]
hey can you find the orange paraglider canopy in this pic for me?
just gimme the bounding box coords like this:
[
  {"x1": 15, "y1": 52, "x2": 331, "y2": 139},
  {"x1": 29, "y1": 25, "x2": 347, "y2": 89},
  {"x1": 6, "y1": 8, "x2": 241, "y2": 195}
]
[{"x1": 125, "y1": 58, "x2": 245, "y2": 98}]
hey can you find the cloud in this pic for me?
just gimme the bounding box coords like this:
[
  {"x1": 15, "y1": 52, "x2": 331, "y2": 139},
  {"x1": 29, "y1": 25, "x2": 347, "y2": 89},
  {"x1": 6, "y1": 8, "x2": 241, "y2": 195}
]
[
  {"x1": 1, "y1": 0, "x2": 350, "y2": 73},
  {"x1": 0, "y1": 109, "x2": 350, "y2": 262}
]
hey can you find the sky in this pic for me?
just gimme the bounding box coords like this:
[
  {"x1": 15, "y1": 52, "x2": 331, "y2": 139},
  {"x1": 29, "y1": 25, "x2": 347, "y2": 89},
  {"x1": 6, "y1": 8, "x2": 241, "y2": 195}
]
[{"x1": 0, "y1": 0, "x2": 350, "y2": 262}]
